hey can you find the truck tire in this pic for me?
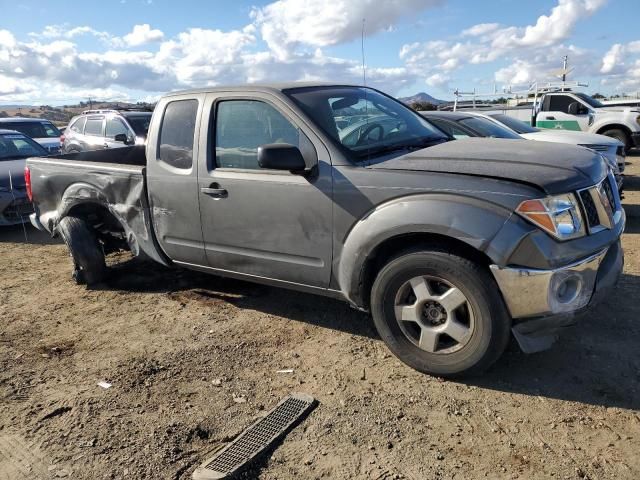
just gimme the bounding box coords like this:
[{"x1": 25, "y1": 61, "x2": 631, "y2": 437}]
[
  {"x1": 58, "y1": 215, "x2": 107, "y2": 286},
  {"x1": 601, "y1": 128, "x2": 630, "y2": 154},
  {"x1": 370, "y1": 248, "x2": 510, "y2": 377}
]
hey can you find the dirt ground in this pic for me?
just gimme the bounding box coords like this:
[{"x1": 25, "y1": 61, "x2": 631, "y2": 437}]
[{"x1": 1, "y1": 154, "x2": 639, "y2": 480}]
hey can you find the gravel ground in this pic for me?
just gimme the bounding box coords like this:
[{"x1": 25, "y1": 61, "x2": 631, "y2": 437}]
[{"x1": 1, "y1": 153, "x2": 639, "y2": 480}]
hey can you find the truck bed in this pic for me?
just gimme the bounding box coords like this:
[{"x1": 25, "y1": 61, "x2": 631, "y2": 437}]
[
  {"x1": 26, "y1": 146, "x2": 167, "y2": 267},
  {"x1": 43, "y1": 145, "x2": 147, "y2": 167}
]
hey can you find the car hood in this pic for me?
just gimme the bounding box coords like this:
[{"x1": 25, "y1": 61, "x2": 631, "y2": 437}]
[
  {"x1": 34, "y1": 137, "x2": 61, "y2": 152},
  {"x1": 596, "y1": 106, "x2": 640, "y2": 114},
  {"x1": 0, "y1": 158, "x2": 27, "y2": 190},
  {"x1": 521, "y1": 130, "x2": 622, "y2": 147},
  {"x1": 366, "y1": 138, "x2": 606, "y2": 195}
]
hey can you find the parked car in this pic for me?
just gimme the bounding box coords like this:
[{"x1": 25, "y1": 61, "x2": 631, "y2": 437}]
[
  {"x1": 26, "y1": 84, "x2": 624, "y2": 377},
  {"x1": 468, "y1": 89, "x2": 640, "y2": 153},
  {"x1": 62, "y1": 109, "x2": 152, "y2": 153},
  {"x1": 421, "y1": 111, "x2": 624, "y2": 190},
  {"x1": 478, "y1": 113, "x2": 625, "y2": 176},
  {"x1": 0, "y1": 129, "x2": 48, "y2": 226},
  {"x1": 0, "y1": 117, "x2": 62, "y2": 154}
]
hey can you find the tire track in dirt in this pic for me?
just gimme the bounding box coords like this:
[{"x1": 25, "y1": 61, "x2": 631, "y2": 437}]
[{"x1": 0, "y1": 432, "x2": 49, "y2": 480}]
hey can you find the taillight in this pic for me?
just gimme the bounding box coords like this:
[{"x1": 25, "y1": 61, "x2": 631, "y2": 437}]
[
  {"x1": 60, "y1": 134, "x2": 65, "y2": 146},
  {"x1": 24, "y1": 166, "x2": 33, "y2": 202}
]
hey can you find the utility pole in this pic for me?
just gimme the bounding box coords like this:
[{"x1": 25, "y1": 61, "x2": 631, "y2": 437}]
[{"x1": 562, "y1": 55, "x2": 568, "y2": 83}]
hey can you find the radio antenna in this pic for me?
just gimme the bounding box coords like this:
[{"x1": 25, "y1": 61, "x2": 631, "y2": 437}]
[{"x1": 361, "y1": 18, "x2": 367, "y2": 86}]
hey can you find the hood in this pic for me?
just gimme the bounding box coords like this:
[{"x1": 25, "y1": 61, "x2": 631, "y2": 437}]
[
  {"x1": 34, "y1": 137, "x2": 61, "y2": 153},
  {"x1": 523, "y1": 129, "x2": 622, "y2": 146},
  {"x1": 597, "y1": 106, "x2": 640, "y2": 114},
  {"x1": 0, "y1": 159, "x2": 27, "y2": 191},
  {"x1": 367, "y1": 138, "x2": 606, "y2": 195}
]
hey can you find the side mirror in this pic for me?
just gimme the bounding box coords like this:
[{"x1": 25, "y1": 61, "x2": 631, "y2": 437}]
[
  {"x1": 258, "y1": 143, "x2": 307, "y2": 173},
  {"x1": 114, "y1": 133, "x2": 128, "y2": 144}
]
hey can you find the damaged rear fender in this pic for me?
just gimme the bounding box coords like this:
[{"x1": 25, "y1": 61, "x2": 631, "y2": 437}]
[
  {"x1": 54, "y1": 182, "x2": 168, "y2": 266},
  {"x1": 337, "y1": 193, "x2": 512, "y2": 308}
]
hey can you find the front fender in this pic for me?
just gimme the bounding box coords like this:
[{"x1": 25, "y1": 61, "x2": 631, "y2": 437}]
[{"x1": 337, "y1": 193, "x2": 512, "y2": 308}]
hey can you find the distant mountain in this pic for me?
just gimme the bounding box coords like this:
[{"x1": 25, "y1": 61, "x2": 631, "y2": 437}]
[{"x1": 398, "y1": 92, "x2": 444, "y2": 105}]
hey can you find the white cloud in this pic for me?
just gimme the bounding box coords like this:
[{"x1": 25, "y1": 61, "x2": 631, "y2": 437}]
[
  {"x1": 29, "y1": 24, "x2": 114, "y2": 43},
  {"x1": 401, "y1": 0, "x2": 606, "y2": 89},
  {"x1": 600, "y1": 41, "x2": 640, "y2": 92},
  {"x1": 252, "y1": 0, "x2": 441, "y2": 59},
  {"x1": 122, "y1": 24, "x2": 164, "y2": 46},
  {"x1": 425, "y1": 73, "x2": 450, "y2": 88},
  {"x1": 461, "y1": 23, "x2": 499, "y2": 37}
]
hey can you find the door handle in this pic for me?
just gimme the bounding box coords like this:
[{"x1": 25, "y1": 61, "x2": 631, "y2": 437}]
[
  {"x1": 103, "y1": 143, "x2": 109, "y2": 149},
  {"x1": 546, "y1": 116, "x2": 556, "y2": 120},
  {"x1": 201, "y1": 184, "x2": 228, "y2": 198}
]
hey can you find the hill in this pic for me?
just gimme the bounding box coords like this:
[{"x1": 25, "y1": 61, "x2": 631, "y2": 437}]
[
  {"x1": 398, "y1": 92, "x2": 444, "y2": 105},
  {"x1": 0, "y1": 101, "x2": 155, "y2": 126}
]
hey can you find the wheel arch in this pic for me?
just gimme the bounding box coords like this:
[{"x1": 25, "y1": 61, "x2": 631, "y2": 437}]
[
  {"x1": 595, "y1": 123, "x2": 632, "y2": 139},
  {"x1": 337, "y1": 194, "x2": 511, "y2": 310}
]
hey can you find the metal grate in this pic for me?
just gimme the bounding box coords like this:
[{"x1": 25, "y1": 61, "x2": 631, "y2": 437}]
[
  {"x1": 578, "y1": 189, "x2": 599, "y2": 228},
  {"x1": 193, "y1": 393, "x2": 316, "y2": 480}
]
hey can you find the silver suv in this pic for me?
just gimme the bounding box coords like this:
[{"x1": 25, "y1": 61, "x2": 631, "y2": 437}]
[{"x1": 62, "y1": 109, "x2": 152, "y2": 153}]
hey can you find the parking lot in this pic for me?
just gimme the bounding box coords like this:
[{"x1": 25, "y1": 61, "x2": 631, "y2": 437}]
[{"x1": 0, "y1": 153, "x2": 639, "y2": 479}]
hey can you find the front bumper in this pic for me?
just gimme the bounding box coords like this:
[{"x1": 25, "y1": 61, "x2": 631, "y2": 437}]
[
  {"x1": 631, "y1": 132, "x2": 640, "y2": 148},
  {"x1": 490, "y1": 240, "x2": 623, "y2": 352}
]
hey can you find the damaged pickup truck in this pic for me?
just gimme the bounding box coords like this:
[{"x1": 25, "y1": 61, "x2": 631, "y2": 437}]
[{"x1": 26, "y1": 84, "x2": 624, "y2": 377}]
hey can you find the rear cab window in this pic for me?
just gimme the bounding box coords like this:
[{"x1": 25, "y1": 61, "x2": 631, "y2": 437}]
[{"x1": 157, "y1": 99, "x2": 199, "y2": 170}]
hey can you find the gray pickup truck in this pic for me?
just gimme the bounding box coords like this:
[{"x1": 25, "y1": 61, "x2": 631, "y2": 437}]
[{"x1": 26, "y1": 83, "x2": 624, "y2": 377}]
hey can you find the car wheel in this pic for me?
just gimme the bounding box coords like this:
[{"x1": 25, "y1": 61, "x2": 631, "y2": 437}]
[
  {"x1": 370, "y1": 248, "x2": 511, "y2": 377},
  {"x1": 58, "y1": 215, "x2": 107, "y2": 286},
  {"x1": 601, "y1": 128, "x2": 630, "y2": 154}
]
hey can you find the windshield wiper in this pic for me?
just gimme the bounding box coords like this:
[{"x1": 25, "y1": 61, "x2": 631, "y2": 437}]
[{"x1": 359, "y1": 136, "x2": 449, "y2": 159}]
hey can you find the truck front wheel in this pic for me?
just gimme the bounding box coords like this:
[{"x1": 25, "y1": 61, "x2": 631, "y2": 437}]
[
  {"x1": 370, "y1": 248, "x2": 510, "y2": 377},
  {"x1": 601, "y1": 128, "x2": 630, "y2": 154},
  {"x1": 58, "y1": 215, "x2": 107, "y2": 286}
]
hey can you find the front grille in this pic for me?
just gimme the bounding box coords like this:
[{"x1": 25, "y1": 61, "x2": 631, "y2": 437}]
[
  {"x1": 601, "y1": 176, "x2": 617, "y2": 210},
  {"x1": 579, "y1": 189, "x2": 600, "y2": 228},
  {"x1": 577, "y1": 174, "x2": 620, "y2": 233}
]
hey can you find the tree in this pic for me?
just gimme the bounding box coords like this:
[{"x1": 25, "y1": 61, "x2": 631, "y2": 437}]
[
  {"x1": 0, "y1": 111, "x2": 8, "y2": 118},
  {"x1": 592, "y1": 93, "x2": 605, "y2": 99}
]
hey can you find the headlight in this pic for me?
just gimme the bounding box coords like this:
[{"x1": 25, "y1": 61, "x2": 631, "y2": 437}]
[{"x1": 516, "y1": 193, "x2": 586, "y2": 240}]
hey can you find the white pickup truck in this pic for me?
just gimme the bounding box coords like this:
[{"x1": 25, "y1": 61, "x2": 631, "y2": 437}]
[{"x1": 483, "y1": 90, "x2": 640, "y2": 153}]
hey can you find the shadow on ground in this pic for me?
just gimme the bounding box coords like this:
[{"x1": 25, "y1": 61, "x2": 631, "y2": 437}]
[
  {"x1": 104, "y1": 256, "x2": 378, "y2": 340},
  {"x1": 0, "y1": 224, "x2": 60, "y2": 245},
  {"x1": 101, "y1": 254, "x2": 640, "y2": 411}
]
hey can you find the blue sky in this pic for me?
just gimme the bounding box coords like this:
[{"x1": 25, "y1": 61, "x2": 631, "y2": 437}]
[{"x1": 0, "y1": 0, "x2": 639, "y2": 105}]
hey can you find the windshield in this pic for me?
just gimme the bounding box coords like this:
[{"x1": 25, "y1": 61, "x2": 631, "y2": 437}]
[
  {"x1": 284, "y1": 86, "x2": 448, "y2": 159},
  {"x1": 0, "y1": 133, "x2": 48, "y2": 160},
  {"x1": 574, "y1": 93, "x2": 604, "y2": 108},
  {"x1": 458, "y1": 117, "x2": 522, "y2": 139},
  {"x1": 489, "y1": 114, "x2": 539, "y2": 134},
  {"x1": 1, "y1": 121, "x2": 60, "y2": 138},
  {"x1": 125, "y1": 114, "x2": 152, "y2": 137}
]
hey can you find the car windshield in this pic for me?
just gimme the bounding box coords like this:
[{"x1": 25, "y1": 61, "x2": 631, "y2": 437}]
[
  {"x1": 284, "y1": 86, "x2": 448, "y2": 159},
  {"x1": 125, "y1": 114, "x2": 152, "y2": 137},
  {"x1": 489, "y1": 114, "x2": 539, "y2": 134},
  {"x1": 574, "y1": 93, "x2": 604, "y2": 109},
  {"x1": 0, "y1": 133, "x2": 48, "y2": 160},
  {"x1": 1, "y1": 121, "x2": 61, "y2": 138},
  {"x1": 457, "y1": 116, "x2": 522, "y2": 139}
]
